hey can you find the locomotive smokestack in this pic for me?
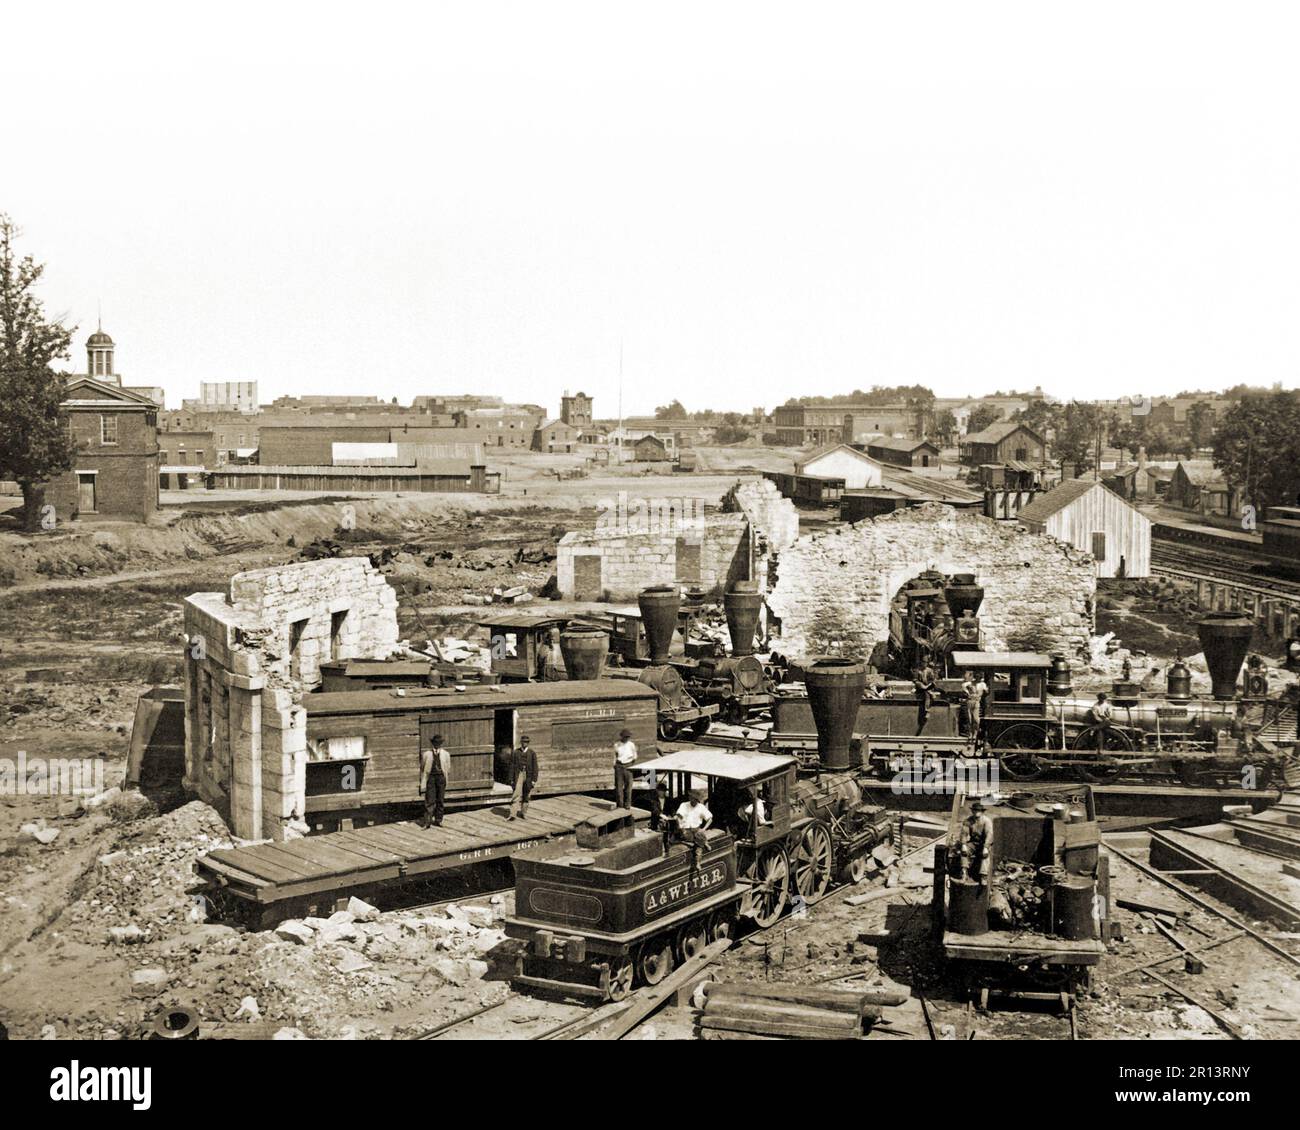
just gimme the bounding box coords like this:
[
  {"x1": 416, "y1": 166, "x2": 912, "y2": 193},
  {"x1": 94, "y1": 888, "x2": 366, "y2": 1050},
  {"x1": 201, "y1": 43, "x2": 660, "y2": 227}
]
[
  {"x1": 637, "y1": 585, "x2": 680, "y2": 664},
  {"x1": 943, "y1": 574, "x2": 985, "y2": 620},
  {"x1": 724, "y1": 583, "x2": 764, "y2": 657},
  {"x1": 559, "y1": 627, "x2": 609, "y2": 681},
  {"x1": 1196, "y1": 613, "x2": 1254, "y2": 701},
  {"x1": 804, "y1": 657, "x2": 867, "y2": 770}
]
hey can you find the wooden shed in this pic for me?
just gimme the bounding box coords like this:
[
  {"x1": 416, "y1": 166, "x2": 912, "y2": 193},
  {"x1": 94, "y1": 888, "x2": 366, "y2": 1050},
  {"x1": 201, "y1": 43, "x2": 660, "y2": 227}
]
[{"x1": 1016, "y1": 478, "x2": 1151, "y2": 578}]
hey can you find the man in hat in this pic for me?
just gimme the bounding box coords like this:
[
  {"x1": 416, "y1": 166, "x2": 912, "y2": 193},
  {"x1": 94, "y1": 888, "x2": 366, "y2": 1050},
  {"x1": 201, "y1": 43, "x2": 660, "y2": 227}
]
[
  {"x1": 646, "y1": 775, "x2": 668, "y2": 831},
  {"x1": 418, "y1": 733, "x2": 451, "y2": 828},
  {"x1": 960, "y1": 797, "x2": 994, "y2": 883},
  {"x1": 535, "y1": 635, "x2": 555, "y2": 682},
  {"x1": 613, "y1": 728, "x2": 637, "y2": 810},
  {"x1": 506, "y1": 735, "x2": 539, "y2": 821},
  {"x1": 914, "y1": 660, "x2": 938, "y2": 735},
  {"x1": 673, "y1": 786, "x2": 713, "y2": 853}
]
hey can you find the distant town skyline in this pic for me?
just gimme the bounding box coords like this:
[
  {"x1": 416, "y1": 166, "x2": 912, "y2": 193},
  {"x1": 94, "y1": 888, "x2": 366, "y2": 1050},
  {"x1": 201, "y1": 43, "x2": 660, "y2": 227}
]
[{"x1": 12, "y1": 4, "x2": 1300, "y2": 416}]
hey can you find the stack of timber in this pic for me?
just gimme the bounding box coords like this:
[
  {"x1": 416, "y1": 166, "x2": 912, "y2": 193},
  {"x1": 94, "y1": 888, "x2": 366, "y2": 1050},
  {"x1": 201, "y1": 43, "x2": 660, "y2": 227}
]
[{"x1": 692, "y1": 979, "x2": 910, "y2": 1041}]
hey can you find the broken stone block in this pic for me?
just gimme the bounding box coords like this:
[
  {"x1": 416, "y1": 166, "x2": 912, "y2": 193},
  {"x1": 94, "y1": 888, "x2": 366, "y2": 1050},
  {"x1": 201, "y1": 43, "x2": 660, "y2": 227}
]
[
  {"x1": 274, "y1": 920, "x2": 315, "y2": 945},
  {"x1": 272, "y1": 1026, "x2": 310, "y2": 1040},
  {"x1": 234, "y1": 996, "x2": 260, "y2": 1020},
  {"x1": 336, "y1": 951, "x2": 373, "y2": 975},
  {"x1": 318, "y1": 921, "x2": 360, "y2": 945},
  {"x1": 326, "y1": 909, "x2": 356, "y2": 926},
  {"x1": 109, "y1": 924, "x2": 146, "y2": 945},
  {"x1": 346, "y1": 896, "x2": 380, "y2": 923},
  {"x1": 130, "y1": 968, "x2": 168, "y2": 998}
]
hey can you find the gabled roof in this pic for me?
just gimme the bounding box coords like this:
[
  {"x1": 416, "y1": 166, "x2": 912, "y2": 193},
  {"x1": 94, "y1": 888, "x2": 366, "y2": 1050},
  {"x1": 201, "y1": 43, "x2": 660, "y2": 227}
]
[
  {"x1": 634, "y1": 433, "x2": 667, "y2": 448},
  {"x1": 1176, "y1": 460, "x2": 1226, "y2": 487},
  {"x1": 961, "y1": 420, "x2": 1043, "y2": 446},
  {"x1": 62, "y1": 375, "x2": 158, "y2": 408},
  {"x1": 796, "y1": 442, "x2": 883, "y2": 470},
  {"x1": 866, "y1": 436, "x2": 939, "y2": 453},
  {"x1": 536, "y1": 418, "x2": 581, "y2": 433},
  {"x1": 1016, "y1": 477, "x2": 1139, "y2": 523}
]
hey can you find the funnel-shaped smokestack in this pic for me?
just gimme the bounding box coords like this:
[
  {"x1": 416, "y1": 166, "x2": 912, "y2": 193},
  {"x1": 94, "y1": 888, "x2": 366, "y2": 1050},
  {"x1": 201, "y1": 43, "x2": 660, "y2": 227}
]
[
  {"x1": 724, "y1": 586, "x2": 764, "y2": 657},
  {"x1": 944, "y1": 574, "x2": 984, "y2": 620},
  {"x1": 637, "y1": 586, "x2": 680, "y2": 664},
  {"x1": 1196, "y1": 613, "x2": 1253, "y2": 700},
  {"x1": 559, "y1": 628, "x2": 608, "y2": 681},
  {"x1": 804, "y1": 657, "x2": 867, "y2": 770}
]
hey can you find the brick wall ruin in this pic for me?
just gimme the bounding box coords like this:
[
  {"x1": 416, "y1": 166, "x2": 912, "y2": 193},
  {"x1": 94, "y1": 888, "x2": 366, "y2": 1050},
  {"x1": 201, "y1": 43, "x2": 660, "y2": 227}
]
[
  {"x1": 767, "y1": 503, "x2": 1096, "y2": 661},
  {"x1": 556, "y1": 478, "x2": 798, "y2": 601},
  {"x1": 181, "y1": 558, "x2": 400, "y2": 840}
]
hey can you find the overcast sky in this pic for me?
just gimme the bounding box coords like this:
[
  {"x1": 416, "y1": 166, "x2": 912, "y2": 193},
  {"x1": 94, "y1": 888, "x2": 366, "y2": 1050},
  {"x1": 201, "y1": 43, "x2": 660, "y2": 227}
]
[{"x1": 8, "y1": 2, "x2": 1299, "y2": 415}]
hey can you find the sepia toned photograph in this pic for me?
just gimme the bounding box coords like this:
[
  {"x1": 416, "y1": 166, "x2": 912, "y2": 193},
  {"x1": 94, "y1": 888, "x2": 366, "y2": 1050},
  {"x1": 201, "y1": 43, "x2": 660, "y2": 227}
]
[{"x1": 1, "y1": 0, "x2": 1297, "y2": 1107}]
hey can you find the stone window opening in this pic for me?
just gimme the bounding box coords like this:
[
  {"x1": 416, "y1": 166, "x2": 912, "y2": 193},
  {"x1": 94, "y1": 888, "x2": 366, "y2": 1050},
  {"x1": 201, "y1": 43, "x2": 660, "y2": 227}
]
[
  {"x1": 289, "y1": 617, "x2": 308, "y2": 680},
  {"x1": 100, "y1": 415, "x2": 119, "y2": 445},
  {"x1": 330, "y1": 609, "x2": 349, "y2": 662}
]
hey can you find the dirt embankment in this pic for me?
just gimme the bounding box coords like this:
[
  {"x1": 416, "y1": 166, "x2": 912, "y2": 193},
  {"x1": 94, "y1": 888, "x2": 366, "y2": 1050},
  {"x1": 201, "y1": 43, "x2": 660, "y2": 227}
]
[{"x1": 0, "y1": 495, "x2": 597, "y2": 590}]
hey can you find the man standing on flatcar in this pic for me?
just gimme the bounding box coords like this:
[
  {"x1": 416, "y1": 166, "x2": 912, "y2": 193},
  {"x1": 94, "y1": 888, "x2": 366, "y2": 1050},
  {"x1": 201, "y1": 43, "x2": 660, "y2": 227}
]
[
  {"x1": 535, "y1": 636, "x2": 555, "y2": 681},
  {"x1": 613, "y1": 728, "x2": 637, "y2": 809},
  {"x1": 506, "y1": 735, "x2": 539, "y2": 821},
  {"x1": 419, "y1": 734, "x2": 450, "y2": 828}
]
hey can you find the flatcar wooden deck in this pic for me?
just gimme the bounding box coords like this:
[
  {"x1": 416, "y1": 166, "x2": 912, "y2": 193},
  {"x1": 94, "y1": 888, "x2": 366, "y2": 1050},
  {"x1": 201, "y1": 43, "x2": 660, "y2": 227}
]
[{"x1": 197, "y1": 795, "x2": 631, "y2": 923}]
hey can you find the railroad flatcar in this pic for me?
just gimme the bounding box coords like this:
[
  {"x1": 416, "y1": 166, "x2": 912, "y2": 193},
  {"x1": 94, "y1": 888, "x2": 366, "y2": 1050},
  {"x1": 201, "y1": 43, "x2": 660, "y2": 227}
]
[
  {"x1": 505, "y1": 746, "x2": 892, "y2": 1000},
  {"x1": 932, "y1": 784, "x2": 1109, "y2": 1003}
]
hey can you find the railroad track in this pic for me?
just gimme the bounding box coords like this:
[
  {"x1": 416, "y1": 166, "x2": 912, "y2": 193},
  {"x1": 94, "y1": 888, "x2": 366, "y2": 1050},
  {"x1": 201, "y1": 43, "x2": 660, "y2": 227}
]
[{"x1": 1150, "y1": 550, "x2": 1300, "y2": 602}]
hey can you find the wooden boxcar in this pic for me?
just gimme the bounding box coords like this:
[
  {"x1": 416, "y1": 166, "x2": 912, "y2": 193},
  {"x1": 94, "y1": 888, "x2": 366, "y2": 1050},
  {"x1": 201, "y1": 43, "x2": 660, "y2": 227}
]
[{"x1": 300, "y1": 679, "x2": 659, "y2": 827}]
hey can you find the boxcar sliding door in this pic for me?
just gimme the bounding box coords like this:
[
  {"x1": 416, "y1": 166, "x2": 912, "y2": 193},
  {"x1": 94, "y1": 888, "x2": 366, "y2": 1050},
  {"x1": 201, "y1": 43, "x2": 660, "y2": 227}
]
[{"x1": 420, "y1": 711, "x2": 495, "y2": 795}]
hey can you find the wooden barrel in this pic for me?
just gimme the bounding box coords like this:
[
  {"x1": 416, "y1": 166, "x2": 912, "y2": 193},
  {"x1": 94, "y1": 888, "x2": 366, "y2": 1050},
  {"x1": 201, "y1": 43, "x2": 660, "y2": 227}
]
[
  {"x1": 1052, "y1": 875, "x2": 1096, "y2": 940},
  {"x1": 947, "y1": 877, "x2": 989, "y2": 936}
]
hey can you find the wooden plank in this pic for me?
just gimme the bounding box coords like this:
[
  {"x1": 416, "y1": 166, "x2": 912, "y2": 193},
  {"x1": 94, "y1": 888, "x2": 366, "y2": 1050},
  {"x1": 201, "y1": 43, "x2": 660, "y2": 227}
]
[
  {"x1": 196, "y1": 855, "x2": 271, "y2": 888},
  {"x1": 327, "y1": 832, "x2": 404, "y2": 864},
  {"x1": 272, "y1": 838, "x2": 397, "y2": 879},
  {"x1": 589, "y1": 939, "x2": 730, "y2": 1041},
  {"x1": 250, "y1": 845, "x2": 339, "y2": 878},
  {"x1": 213, "y1": 849, "x2": 322, "y2": 885}
]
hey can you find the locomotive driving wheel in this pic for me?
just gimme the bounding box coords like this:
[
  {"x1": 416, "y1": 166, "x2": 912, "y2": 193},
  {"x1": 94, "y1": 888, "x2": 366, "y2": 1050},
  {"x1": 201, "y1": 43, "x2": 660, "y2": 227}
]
[
  {"x1": 691, "y1": 717, "x2": 712, "y2": 740},
  {"x1": 1071, "y1": 725, "x2": 1132, "y2": 781},
  {"x1": 658, "y1": 718, "x2": 680, "y2": 741},
  {"x1": 995, "y1": 723, "x2": 1061, "y2": 780},
  {"x1": 792, "y1": 823, "x2": 834, "y2": 900},
  {"x1": 740, "y1": 848, "x2": 790, "y2": 928},
  {"x1": 607, "y1": 956, "x2": 635, "y2": 1002},
  {"x1": 637, "y1": 937, "x2": 675, "y2": 986}
]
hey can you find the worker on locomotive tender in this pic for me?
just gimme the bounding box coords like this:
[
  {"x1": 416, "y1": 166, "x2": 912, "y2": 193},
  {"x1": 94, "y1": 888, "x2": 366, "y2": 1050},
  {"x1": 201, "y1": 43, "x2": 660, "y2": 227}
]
[
  {"x1": 613, "y1": 728, "x2": 637, "y2": 810},
  {"x1": 914, "y1": 661, "x2": 938, "y2": 735},
  {"x1": 670, "y1": 787, "x2": 713, "y2": 854}
]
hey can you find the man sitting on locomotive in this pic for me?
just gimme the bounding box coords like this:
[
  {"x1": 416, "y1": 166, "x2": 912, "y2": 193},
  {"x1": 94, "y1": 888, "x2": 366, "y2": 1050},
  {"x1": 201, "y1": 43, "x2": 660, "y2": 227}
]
[
  {"x1": 736, "y1": 788, "x2": 774, "y2": 835},
  {"x1": 670, "y1": 787, "x2": 714, "y2": 855},
  {"x1": 1085, "y1": 691, "x2": 1114, "y2": 748}
]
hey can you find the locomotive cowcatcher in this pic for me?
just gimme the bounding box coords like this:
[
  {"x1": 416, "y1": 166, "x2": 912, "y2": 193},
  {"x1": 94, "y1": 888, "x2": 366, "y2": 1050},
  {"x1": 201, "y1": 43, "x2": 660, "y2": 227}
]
[{"x1": 505, "y1": 747, "x2": 892, "y2": 1001}]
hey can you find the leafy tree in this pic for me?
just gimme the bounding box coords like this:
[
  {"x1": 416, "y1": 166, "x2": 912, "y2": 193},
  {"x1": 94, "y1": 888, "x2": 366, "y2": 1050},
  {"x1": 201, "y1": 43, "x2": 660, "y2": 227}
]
[
  {"x1": 713, "y1": 425, "x2": 752, "y2": 444},
  {"x1": 966, "y1": 404, "x2": 1003, "y2": 434},
  {"x1": 655, "y1": 399, "x2": 688, "y2": 420},
  {"x1": 0, "y1": 216, "x2": 75, "y2": 530},
  {"x1": 1185, "y1": 400, "x2": 1215, "y2": 449},
  {"x1": 1053, "y1": 402, "x2": 1105, "y2": 470},
  {"x1": 1212, "y1": 391, "x2": 1300, "y2": 511},
  {"x1": 931, "y1": 408, "x2": 957, "y2": 444}
]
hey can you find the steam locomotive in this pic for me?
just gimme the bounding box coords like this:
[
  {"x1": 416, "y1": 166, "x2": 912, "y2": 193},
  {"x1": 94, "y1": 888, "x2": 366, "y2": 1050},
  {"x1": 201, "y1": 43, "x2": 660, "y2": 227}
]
[
  {"x1": 877, "y1": 570, "x2": 1296, "y2": 784},
  {"x1": 503, "y1": 601, "x2": 893, "y2": 1003}
]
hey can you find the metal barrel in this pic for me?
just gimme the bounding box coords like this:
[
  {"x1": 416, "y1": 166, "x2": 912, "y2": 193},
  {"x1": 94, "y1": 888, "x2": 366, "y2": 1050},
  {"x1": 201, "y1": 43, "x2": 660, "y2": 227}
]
[
  {"x1": 803, "y1": 657, "x2": 867, "y2": 770},
  {"x1": 637, "y1": 585, "x2": 680, "y2": 664},
  {"x1": 1196, "y1": 613, "x2": 1254, "y2": 700},
  {"x1": 947, "y1": 878, "x2": 989, "y2": 936},
  {"x1": 559, "y1": 628, "x2": 609, "y2": 681},
  {"x1": 944, "y1": 576, "x2": 985, "y2": 619},
  {"x1": 1052, "y1": 876, "x2": 1097, "y2": 941},
  {"x1": 723, "y1": 588, "x2": 764, "y2": 657}
]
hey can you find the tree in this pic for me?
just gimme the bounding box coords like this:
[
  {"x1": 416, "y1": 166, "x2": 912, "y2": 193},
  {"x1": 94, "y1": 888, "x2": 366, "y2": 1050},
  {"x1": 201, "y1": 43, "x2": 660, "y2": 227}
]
[
  {"x1": 655, "y1": 399, "x2": 688, "y2": 420},
  {"x1": 931, "y1": 408, "x2": 957, "y2": 445},
  {"x1": 0, "y1": 216, "x2": 75, "y2": 530},
  {"x1": 1053, "y1": 402, "x2": 1105, "y2": 470},
  {"x1": 1212, "y1": 391, "x2": 1300, "y2": 512},
  {"x1": 1185, "y1": 400, "x2": 1215, "y2": 449},
  {"x1": 966, "y1": 404, "x2": 1002, "y2": 434}
]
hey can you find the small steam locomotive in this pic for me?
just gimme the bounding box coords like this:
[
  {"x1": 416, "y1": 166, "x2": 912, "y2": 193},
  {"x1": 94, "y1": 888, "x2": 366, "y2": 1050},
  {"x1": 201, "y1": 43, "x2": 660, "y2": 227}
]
[{"x1": 504, "y1": 653, "x2": 893, "y2": 1002}]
